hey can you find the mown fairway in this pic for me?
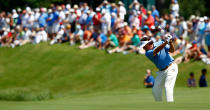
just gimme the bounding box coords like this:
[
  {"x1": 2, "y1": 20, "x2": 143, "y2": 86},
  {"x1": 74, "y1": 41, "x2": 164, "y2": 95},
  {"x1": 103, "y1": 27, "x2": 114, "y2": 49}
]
[
  {"x1": 0, "y1": 88, "x2": 210, "y2": 110},
  {"x1": 0, "y1": 43, "x2": 209, "y2": 109}
]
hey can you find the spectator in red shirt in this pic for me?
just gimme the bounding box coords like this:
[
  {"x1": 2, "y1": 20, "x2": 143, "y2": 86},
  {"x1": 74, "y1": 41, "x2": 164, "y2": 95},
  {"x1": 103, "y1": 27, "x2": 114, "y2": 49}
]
[
  {"x1": 145, "y1": 11, "x2": 155, "y2": 29},
  {"x1": 93, "y1": 8, "x2": 102, "y2": 31},
  {"x1": 140, "y1": 5, "x2": 147, "y2": 15},
  {"x1": 137, "y1": 11, "x2": 143, "y2": 27}
]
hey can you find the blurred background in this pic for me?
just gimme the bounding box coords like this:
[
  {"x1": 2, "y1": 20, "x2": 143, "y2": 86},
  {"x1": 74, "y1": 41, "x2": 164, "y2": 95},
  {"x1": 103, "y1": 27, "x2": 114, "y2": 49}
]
[{"x1": 0, "y1": 0, "x2": 210, "y2": 19}]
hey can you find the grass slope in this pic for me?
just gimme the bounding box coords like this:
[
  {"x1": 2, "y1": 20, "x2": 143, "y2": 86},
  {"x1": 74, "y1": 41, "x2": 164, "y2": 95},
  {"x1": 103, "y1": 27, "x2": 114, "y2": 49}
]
[{"x1": 0, "y1": 43, "x2": 209, "y2": 100}]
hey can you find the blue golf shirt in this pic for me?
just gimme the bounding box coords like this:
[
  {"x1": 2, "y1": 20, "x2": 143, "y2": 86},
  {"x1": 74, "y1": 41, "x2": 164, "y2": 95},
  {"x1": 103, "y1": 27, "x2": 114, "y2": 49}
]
[{"x1": 145, "y1": 41, "x2": 174, "y2": 71}]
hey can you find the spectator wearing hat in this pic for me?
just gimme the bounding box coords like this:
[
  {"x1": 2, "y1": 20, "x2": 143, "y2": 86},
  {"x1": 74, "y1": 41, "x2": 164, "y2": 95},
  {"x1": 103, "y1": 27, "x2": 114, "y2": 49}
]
[
  {"x1": 57, "y1": 6, "x2": 65, "y2": 23},
  {"x1": 110, "y1": 3, "x2": 117, "y2": 15},
  {"x1": 38, "y1": 8, "x2": 48, "y2": 28},
  {"x1": 52, "y1": 8, "x2": 60, "y2": 39},
  {"x1": 33, "y1": 8, "x2": 40, "y2": 29},
  {"x1": 129, "y1": 0, "x2": 140, "y2": 12},
  {"x1": 78, "y1": 10, "x2": 87, "y2": 29},
  {"x1": 151, "y1": 5, "x2": 159, "y2": 19},
  {"x1": 85, "y1": 10, "x2": 93, "y2": 30},
  {"x1": 170, "y1": 0, "x2": 179, "y2": 17},
  {"x1": 83, "y1": 3, "x2": 89, "y2": 13},
  {"x1": 12, "y1": 9, "x2": 19, "y2": 26},
  {"x1": 73, "y1": 4, "x2": 81, "y2": 17},
  {"x1": 21, "y1": 10, "x2": 29, "y2": 28},
  {"x1": 118, "y1": 1, "x2": 126, "y2": 20},
  {"x1": 110, "y1": 13, "x2": 117, "y2": 31},
  {"x1": 34, "y1": 27, "x2": 48, "y2": 44},
  {"x1": 142, "y1": 25, "x2": 152, "y2": 38},
  {"x1": 145, "y1": 11, "x2": 155, "y2": 29},
  {"x1": 70, "y1": 24, "x2": 84, "y2": 46},
  {"x1": 129, "y1": 12, "x2": 139, "y2": 29},
  {"x1": 50, "y1": 25, "x2": 65, "y2": 45},
  {"x1": 100, "y1": 9, "x2": 111, "y2": 34},
  {"x1": 46, "y1": 9, "x2": 54, "y2": 39},
  {"x1": 99, "y1": 0, "x2": 111, "y2": 14},
  {"x1": 140, "y1": 5, "x2": 147, "y2": 15},
  {"x1": 92, "y1": 8, "x2": 102, "y2": 31},
  {"x1": 68, "y1": 9, "x2": 77, "y2": 33},
  {"x1": 197, "y1": 17, "x2": 206, "y2": 46},
  {"x1": 119, "y1": 22, "x2": 132, "y2": 48},
  {"x1": 178, "y1": 17, "x2": 188, "y2": 39},
  {"x1": 137, "y1": 11, "x2": 143, "y2": 27}
]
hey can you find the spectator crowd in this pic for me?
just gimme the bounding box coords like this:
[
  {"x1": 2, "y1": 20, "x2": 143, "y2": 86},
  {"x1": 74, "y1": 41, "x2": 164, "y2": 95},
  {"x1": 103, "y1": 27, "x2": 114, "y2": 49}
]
[{"x1": 0, "y1": 0, "x2": 210, "y2": 64}]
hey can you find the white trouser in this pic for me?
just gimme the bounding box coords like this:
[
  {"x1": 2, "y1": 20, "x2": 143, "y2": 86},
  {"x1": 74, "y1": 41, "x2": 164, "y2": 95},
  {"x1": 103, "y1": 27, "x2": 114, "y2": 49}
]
[{"x1": 152, "y1": 63, "x2": 178, "y2": 102}]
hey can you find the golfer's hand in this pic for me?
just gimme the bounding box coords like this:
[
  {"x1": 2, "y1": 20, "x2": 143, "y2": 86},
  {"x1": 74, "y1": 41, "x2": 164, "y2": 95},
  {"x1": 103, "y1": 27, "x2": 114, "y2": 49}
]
[{"x1": 169, "y1": 39, "x2": 173, "y2": 44}]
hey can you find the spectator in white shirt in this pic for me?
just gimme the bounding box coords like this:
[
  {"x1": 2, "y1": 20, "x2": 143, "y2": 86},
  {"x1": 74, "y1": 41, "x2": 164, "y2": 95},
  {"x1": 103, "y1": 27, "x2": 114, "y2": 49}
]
[
  {"x1": 34, "y1": 27, "x2": 48, "y2": 44},
  {"x1": 118, "y1": 1, "x2": 126, "y2": 21},
  {"x1": 101, "y1": 9, "x2": 111, "y2": 34},
  {"x1": 178, "y1": 17, "x2": 188, "y2": 39},
  {"x1": 170, "y1": 0, "x2": 179, "y2": 17}
]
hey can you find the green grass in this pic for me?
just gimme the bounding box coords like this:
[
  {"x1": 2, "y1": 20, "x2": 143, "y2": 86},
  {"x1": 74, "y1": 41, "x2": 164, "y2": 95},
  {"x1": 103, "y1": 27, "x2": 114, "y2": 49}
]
[
  {"x1": 0, "y1": 42, "x2": 210, "y2": 109},
  {"x1": 0, "y1": 88, "x2": 210, "y2": 110}
]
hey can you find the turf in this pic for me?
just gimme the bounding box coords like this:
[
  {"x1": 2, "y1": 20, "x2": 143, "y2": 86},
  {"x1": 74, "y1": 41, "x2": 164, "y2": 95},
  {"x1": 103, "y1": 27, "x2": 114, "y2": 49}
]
[
  {"x1": 0, "y1": 43, "x2": 209, "y2": 109},
  {"x1": 0, "y1": 88, "x2": 210, "y2": 110}
]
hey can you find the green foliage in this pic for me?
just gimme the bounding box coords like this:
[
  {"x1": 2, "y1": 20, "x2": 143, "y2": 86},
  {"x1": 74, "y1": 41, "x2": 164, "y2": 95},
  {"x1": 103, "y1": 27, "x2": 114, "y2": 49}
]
[
  {"x1": 0, "y1": 0, "x2": 64, "y2": 12},
  {"x1": 179, "y1": 0, "x2": 206, "y2": 19}
]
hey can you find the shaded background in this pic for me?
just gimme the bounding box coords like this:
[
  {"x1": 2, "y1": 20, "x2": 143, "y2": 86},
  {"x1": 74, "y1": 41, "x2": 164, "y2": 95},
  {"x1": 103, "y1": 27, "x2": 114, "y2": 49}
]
[{"x1": 0, "y1": 0, "x2": 209, "y2": 19}]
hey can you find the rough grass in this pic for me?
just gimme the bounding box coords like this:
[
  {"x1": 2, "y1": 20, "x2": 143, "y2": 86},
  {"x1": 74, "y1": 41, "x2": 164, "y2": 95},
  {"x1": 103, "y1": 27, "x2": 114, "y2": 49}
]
[
  {"x1": 0, "y1": 88, "x2": 210, "y2": 110},
  {"x1": 0, "y1": 88, "x2": 53, "y2": 101},
  {"x1": 0, "y1": 42, "x2": 209, "y2": 101}
]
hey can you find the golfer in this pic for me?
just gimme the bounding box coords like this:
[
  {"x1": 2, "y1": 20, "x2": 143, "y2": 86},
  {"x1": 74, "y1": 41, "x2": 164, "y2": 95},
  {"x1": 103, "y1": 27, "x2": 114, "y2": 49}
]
[{"x1": 140, "y1": 36, "x2": 178, "y2": 102}]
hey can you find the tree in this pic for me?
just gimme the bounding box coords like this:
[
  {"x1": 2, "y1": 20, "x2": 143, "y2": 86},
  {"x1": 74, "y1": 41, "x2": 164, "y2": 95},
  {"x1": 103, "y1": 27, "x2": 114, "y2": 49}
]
[
  {"x1": 179, "y1": 0, "x2": 206, "y2": 19},
  {"x1": 0, "y1": 0, "x2": 64, "y2": 12}
]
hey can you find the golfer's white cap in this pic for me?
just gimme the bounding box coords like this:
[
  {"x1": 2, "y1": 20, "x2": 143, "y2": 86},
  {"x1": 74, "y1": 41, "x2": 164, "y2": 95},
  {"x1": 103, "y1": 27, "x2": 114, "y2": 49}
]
[{"x1": 139, "y1": 40, "x2": 152, "y2": 48}]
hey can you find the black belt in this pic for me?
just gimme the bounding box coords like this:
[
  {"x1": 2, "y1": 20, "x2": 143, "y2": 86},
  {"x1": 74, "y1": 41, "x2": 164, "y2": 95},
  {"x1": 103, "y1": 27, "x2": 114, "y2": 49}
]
[{"x1": 161, "y1": 62, "x2": 174, "y2": 71}]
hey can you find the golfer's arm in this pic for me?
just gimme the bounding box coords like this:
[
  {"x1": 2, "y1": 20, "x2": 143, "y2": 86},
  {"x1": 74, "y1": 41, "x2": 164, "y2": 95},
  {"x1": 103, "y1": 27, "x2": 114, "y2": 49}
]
[
  {"x1": 169, "y1": 41, "x2": 175, "y2": 53},
  {"x1": 153, "y1": 41, "x2": 168, "y2": 56}
]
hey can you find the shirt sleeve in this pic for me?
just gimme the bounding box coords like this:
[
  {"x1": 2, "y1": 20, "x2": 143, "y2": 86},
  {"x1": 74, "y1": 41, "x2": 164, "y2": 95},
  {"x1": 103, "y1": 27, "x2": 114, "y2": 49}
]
[{"x1": 146, "y1": 50, "x2": 154, "y2": 58}]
